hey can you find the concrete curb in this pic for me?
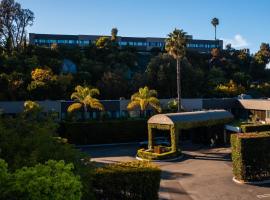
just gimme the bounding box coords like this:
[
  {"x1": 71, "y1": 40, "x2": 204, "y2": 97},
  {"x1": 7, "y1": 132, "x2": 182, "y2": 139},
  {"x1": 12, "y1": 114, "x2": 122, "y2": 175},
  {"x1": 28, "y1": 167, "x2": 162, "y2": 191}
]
[
  {"x1": 76, "y1": 142, "x2": 139, "y2": 148},
  {"x1": 232, "y1": 177, "x2": 270, "y2": 185},
  {"x1": 136, "y1": 154, "x2": 184, "y2": 162}
]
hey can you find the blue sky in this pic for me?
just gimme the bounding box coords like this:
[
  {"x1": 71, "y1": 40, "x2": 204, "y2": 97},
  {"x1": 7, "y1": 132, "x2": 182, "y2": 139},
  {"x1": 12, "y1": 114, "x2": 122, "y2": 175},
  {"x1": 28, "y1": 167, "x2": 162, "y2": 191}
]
[{"x1": 17, "y1": 0, "x2": 270, "y2": 53}]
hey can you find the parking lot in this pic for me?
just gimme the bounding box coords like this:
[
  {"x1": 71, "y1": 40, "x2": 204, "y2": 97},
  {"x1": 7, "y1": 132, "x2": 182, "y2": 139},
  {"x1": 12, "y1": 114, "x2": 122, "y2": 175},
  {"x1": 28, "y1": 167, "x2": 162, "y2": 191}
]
[{"x1": 81, "y1": 143, "x2": 270, "y2": 200}]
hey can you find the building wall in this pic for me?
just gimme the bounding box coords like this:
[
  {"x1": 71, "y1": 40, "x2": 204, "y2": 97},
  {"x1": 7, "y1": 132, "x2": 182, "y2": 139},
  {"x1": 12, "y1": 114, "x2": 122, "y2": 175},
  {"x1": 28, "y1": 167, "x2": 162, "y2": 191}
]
[{"x1": 29, "y1": 33, "x2": 223, "y2": 53}]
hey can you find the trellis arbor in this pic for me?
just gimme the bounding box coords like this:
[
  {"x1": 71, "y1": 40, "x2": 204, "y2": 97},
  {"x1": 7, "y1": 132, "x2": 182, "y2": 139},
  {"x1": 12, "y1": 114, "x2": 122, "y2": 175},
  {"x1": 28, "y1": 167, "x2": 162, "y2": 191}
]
[{"x1": 137, "y1": 110, "x2": 233, "y2": 160}]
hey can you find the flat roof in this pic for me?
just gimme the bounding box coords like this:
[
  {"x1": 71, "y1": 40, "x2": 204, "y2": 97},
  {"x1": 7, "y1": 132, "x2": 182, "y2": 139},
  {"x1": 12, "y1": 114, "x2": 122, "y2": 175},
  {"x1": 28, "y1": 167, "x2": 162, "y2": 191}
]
[{"x1": 238, "y1": 99, "x2": 270, "y2": 110}]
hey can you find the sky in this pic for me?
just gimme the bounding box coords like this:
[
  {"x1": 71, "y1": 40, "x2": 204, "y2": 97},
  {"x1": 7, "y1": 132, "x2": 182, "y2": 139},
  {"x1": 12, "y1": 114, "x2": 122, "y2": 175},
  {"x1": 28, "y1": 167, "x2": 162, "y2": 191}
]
[{"x1": 16, "y1": 0, "x2": 270, "y2": 53}]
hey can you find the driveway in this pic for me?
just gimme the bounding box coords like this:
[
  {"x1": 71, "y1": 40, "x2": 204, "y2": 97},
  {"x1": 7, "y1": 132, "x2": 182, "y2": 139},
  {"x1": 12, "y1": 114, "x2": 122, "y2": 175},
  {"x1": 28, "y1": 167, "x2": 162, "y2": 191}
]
[{"x1": 80, "y1": 143, "x2": 270, "y2": 200}]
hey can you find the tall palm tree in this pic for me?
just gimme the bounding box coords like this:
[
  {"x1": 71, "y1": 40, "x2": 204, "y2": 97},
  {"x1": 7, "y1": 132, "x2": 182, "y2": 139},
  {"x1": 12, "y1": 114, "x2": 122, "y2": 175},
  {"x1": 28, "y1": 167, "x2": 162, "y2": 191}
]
[
  {"x1": 68, "y1": 85, "x2": 104, "y2": 119},
  {"x1": 127, "y1": 86, "x2": 162, "y2": 116},
  {"x1": 165, "y1": 29, "x2": 187, "y2": 112},
  {"x1": 211, "y1": 17, "x2": 219, "y2": 40},
  {"x1": 111, "y1": 27, "x2": 118, "y2": 42}
]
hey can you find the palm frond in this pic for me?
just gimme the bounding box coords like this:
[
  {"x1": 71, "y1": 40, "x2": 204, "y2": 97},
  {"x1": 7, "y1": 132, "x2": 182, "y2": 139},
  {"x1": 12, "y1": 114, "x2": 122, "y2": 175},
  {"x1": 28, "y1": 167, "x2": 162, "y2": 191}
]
[
  {"x1": 127, "y1": 101, "x2": 140, "y2": 110},
  {"x1": 67, "y1": 103, "x2": 82, "y2": 113}
]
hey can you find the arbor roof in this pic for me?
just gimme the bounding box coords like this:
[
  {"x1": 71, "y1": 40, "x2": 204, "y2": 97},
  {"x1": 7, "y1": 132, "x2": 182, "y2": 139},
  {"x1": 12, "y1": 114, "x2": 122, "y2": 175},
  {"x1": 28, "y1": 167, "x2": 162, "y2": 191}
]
[{"x1": 148, "y1": 110, "x2": 233, "y2": 129}]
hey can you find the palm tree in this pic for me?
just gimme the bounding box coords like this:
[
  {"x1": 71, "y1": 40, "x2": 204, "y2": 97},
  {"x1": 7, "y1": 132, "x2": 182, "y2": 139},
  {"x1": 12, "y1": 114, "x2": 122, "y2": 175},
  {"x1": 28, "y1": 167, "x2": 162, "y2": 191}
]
[
  {"x1": 111, "y1": 27, "x2": 118, "y2": 42},
  {"x1": 165, "y1": 28, "x2": 187, "y2": 112},
  {"x1": 68, "y1": 85, "x2": 104, "y2": 120},
  {"x1": 211, "y1": 17, "x2": 219, "y2": 40},
  {"x1": 127, "y1": 86, "x2": 161, "y2": 117}
]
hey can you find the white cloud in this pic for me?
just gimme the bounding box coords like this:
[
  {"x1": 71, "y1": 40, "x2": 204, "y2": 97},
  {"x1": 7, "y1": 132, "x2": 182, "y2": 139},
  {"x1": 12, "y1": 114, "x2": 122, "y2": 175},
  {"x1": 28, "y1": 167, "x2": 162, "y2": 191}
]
[{"x1": 222, "y1": 34, "x2": 249, "y2": 49}]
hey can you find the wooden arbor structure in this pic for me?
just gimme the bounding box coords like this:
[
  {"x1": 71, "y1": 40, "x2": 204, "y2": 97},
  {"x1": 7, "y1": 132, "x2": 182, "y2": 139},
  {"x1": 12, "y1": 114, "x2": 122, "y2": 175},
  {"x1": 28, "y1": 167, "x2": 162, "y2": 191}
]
[{"x1": 147, "y1": 110, "x2": 233, "y2": 153}]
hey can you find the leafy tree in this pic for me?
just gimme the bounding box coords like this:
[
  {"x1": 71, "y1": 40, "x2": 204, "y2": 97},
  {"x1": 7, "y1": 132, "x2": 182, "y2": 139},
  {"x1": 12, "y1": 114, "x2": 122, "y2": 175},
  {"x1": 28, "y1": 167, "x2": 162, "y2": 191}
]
[
  {"x1": 0, "y1": 159, "x2": 82, "y2": 200},
  {"x1": 97, "y1": 71, "x2": 128, "y2": 99},
  {"x1": 95, "y1": 36, "x2": 111, "y2": 49},
  {"x1": 211, "y1": 17, "x2": 219, "y2": 40},
  {"x1": 0, "y1": 0, "x2": 34, "y2": 52},
  {"x1": 68, "y1": 85, "x2": 104, "y2": 119},
  {"x1": 127, "y1": 86, "x2": 161, "y2": 116},
  {"x1": 23, "y1": 100, "x2": 40, "y2": 113},
  {"x1": 146, "y1": 54, "x2": 176, "y2": 97},
  {"x1": 215, "y1": 80, "x2": 245, "y2": 97},
  {"x1": 165, "y1": 28, "x2": 187, "y2": 112}
]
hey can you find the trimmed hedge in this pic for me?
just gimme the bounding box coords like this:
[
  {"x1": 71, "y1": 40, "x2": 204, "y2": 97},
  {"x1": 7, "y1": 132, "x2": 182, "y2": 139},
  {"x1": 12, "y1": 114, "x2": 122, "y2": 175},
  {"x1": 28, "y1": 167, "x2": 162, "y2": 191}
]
[
  {"x1": 231, "y1": 133, "x2": 270, "y2": 182},
  {"x1": 59, "y1": 119, "x2": 147, "y2": 144},
  {"x1": 240, "y1": 124, "x2": 270, "y2": 133},
  {"x1": 93, "y1": 161, "x2": 161, "y2": 200},
  {"x1": 137, "y1": 147, "x2": 181, "y2": 161}
]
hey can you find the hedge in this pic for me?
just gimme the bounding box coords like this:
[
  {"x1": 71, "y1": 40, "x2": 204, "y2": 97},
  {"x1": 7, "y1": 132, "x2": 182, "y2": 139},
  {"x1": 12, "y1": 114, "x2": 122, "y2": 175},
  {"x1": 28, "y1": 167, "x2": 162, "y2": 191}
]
[
  {"x1": 59, "y1": 119, "x2": 147, "y2": 144},
  {"x1": 92, "y1": 161, "x2": 161, "y2": 200},
  {"x1": 137, "y1": 148, "x2": 181, "y2": 161},
  {"x1": 240, "y1": 124, "x2": 270, "y2": 133},
  {"x1": 231, "y1": 133, "x2": 270, "y2": 182}
]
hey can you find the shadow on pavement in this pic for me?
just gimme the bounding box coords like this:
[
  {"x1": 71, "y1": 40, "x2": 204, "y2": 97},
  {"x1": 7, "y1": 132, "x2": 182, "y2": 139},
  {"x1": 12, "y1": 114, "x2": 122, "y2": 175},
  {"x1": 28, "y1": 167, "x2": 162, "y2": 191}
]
[{"x1": 162, "y1": 170, "x2": 193, "y2": 180}]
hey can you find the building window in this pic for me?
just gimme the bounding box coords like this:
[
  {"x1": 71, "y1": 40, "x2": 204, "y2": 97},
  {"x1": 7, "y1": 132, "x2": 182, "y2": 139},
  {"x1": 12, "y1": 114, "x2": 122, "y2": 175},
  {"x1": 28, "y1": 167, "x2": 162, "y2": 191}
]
[
  {"x1": 120, "y1": 41, "x2": 127, "y2": 46},
  {"x1": 266, "y1": 110, "x2": 270, "y2": 118}
]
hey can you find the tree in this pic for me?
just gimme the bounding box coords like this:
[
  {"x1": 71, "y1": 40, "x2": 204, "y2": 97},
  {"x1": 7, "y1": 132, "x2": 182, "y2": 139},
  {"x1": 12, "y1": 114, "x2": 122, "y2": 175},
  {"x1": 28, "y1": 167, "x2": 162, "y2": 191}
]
[
  {"x1": 97, "y1": 71, "x2": 128, "y2": 99},
  {"x1": 67, "y1": 85, "x2": 104, "y2": 120},
  {"x1": 127, "y1": 86, "x2": 161, "y2": 116},
  {"x1": 111, "y1": 27, "x2": 118, "y2": 42},
  {"x1": 146, "y1": 54, "x2": 176, "y2": 97},
  {"x1": 0, "y1": 159, "x2": 82, "y2": 200},
  {"x1": 211, "y1": 17, "x2": 219, "y2": 40},
  {"x1": 215, "y1": 80, "x2": 245, "y2": 97},
  {"x1": 0, "y1": 0, "x2": 34, "y2": 52},
  {"x1": 165, "y1": 28, "x2": 187, "y2": 112},
  {"x1": 24, "y1": 100, "x2": 40, "y2": 113},
  {"x1": 95, "y1": 36, "x2": 111, "y2": 49}
]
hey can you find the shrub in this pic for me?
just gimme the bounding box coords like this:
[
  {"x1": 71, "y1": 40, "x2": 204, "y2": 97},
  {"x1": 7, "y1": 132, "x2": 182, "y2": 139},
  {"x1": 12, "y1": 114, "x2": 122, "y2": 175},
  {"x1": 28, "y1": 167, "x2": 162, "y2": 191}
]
[
  {"x1": 93, "y1": 161, "x2": 161, "y2": 200},
  {"x1": 231, "y1": 133, "x2": 270, "y2": 182},
  {"x1": 60, "y1": 119, "x2": 147, "y2": 144},
  {"x1": 0, "y1": 117, "x2": 84, "y2": 171},
  {"x1": 240, "y1": 124, "x2": 270, "y2": 133},
  {"x1": 0, "y1": 116, "x2": 95, "y2": 199},
  {"x1": 0, "y1": 159, "x2": 82, "y2": 200}
]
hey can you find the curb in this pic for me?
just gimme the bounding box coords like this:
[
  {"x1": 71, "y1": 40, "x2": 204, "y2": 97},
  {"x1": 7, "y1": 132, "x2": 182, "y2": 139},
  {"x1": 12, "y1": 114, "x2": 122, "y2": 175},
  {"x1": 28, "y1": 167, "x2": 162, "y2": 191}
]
[
  {"x1": 232, "y1": 177, "x2": 270, "y2": 185},
  {"x1": 136, "y1": 154, "x2": 184, "y2": 162},
  {"x1": 76, "y1": 142, "x2": 139, "y2": 148}
]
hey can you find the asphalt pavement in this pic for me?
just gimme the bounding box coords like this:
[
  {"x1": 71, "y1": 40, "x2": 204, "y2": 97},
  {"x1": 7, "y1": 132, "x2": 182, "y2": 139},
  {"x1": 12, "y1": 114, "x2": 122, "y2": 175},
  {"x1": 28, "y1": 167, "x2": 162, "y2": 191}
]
[{"x1": 80, "y1": 143, "x2": 270, "y2": 200}]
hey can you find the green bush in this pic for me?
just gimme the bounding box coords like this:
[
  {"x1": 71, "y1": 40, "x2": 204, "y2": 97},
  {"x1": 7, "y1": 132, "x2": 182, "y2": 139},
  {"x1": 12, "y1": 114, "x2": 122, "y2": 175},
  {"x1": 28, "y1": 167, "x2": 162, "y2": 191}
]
[
  {"x1": 240, "y1": 124, "x2": 270, "y2": 133},
  {"x1": 0, "y1": 116, "x2": 97, "y2": 199},
  {"x1": 0, "y1": 159, "x2": 82, "y2": 200},
  {"x1": 0, "y1": 117, "x2": 84, "y2": 171},
  {"x1": 137, "y1": 148, "x2": 181, "y2": 160},
  {"x1": 60, "y1": 119, "x2": 147, "y2": 144},
  {"x1": 231, "y1": 133, "x2": 270, "y2": 182},
  {"x1": 93, "y1": 161, "x2": 161, "y2": 200}
]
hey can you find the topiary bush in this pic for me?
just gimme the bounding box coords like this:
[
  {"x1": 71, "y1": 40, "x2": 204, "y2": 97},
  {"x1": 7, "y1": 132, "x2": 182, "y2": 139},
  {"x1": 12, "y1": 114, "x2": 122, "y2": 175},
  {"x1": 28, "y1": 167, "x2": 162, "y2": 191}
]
[
  {"x1": 240, "y1": 124, "x2": 270, "y2": 133},
  {"x1": 0, "y1": 159, "x2": 82, "y2": 200},
  {"x1": 137, "y1": 148, "x2": 181, "y2": 161},
  {"x1": 231, "y1": 133, "x2": 270, "y2": 182},
  {"x1": 93, "y1": 161, "x2": 161, "y2": 200}
]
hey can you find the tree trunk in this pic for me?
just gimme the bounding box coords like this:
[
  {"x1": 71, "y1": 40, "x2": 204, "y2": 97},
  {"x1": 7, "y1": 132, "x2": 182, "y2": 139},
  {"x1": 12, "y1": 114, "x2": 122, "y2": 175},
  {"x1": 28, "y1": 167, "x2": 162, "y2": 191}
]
[
  {"x1": 83, "y1": 105, "x2": 87, "y2": 121},
  {"x1": 176, "y1": 59, "x2": 182, "y2": 112},
  {"x1": 215, "y1": 26, "x2": 217, "y2": 40}
]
